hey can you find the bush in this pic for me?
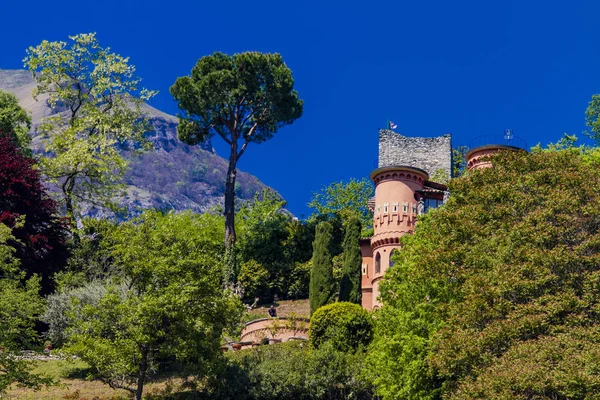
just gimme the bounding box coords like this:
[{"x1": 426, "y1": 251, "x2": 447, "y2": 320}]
[
  {"x1": 238, "y1": 259, "x2": 270, "y2": 300},
  {"x1": 309, "y1": 302, "x2": 373, "y2": 352},
  {"x1": 286, "y1": 260, "x2": 311, "y2": 299},
  {"x1": 206, "y1": 341, "x2": 374, "y2": 400},
  {"x1": 42, "y1": 282, "x2": 126, "y2": 347}
]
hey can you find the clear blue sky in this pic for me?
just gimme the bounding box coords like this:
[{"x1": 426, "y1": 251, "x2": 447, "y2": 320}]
[{"x1": 1, "y1": 0, "x2": 599, "y2": 217}]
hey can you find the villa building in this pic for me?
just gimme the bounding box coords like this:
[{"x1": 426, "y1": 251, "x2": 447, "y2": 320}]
[{"x1": 361, "y1": 129, "x2": 526, "y2": 310}]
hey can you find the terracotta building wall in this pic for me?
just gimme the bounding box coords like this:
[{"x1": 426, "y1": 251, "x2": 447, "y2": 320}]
[
  {"x1": 360, "y1": 239, "x2": 373, "y2": 309},
  {"x1": 363, "y1": 167, "x2": 427, "y2": 310}
]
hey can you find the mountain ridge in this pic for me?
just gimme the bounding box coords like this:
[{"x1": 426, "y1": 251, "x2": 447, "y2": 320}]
[{"x1": 0, "y1": 68, "x2": 270, "y2": 217}]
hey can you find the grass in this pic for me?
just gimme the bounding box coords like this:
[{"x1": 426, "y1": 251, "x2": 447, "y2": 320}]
[
  {"x1": 7, "y1": 358, "x2": 198, "y2": 400},
  {"x1": 6, "y1": 300, "x2": 311, "y2": 399}
]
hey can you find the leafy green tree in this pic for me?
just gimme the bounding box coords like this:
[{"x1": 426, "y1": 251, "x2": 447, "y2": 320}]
[
  {"x1": 236, "y1": 190, "x2": 318, "y2": 301},
  {"x1": 338, "y1": 217, "x2": 362, "y2": 304},
  {"x1": 310, "y1": 222, "x2": 336, "y2": 314},
  {"x1": 308, "y1": 178, "x2": 373, "y2": 230},
  {"x1": 64, "y1": 211, "x2": 242, "y2": 400},
  {"x1": 368, "y1": 147, "x2": 600, "y2": 400},
  {"x1": 310, "y1": 302, "x2": 373, "y2": 352},
  {"x1": 238, "y1": 259, "x2": 270, "y2": 300},
  {"x1": 53, "y1": 217, "x2": 120, "y2": 289},
  {"x1": 282, "y1": 219, "x2": 317, "y2": 298},
  {"x1": 170, "y1": 52, "x2": 303, "y2": 276},
  {"x1": 0, "y1": 222, "x2": 53, "y2": 395},
  {"x1": 0, "y1": 89, "x2": 32, "y2": 150},
  {"x1": 24, "y1": 33, "x2": 155, "y2": 224},
  {"x1": 452, "y1": 145, "x2": 469, "y2": 177},
  {"x1": 586, "y1": 94, "x2": 600, "y2": 141},
  {"x1": 287, "y1": 260, "x2": 312, "y2": 299},
  {"x1": 237, "y1": 190, "x2": 292, "y2": 294},
  {"x1": 212, "y1": 341, "x2": 374, "y2": 400},
  {"x1": 532, "y1": 133, "x2": 578, "y2": 152}
]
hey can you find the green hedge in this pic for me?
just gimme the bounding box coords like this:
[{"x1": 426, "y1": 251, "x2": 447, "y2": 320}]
[{"x1": 309, "y1": 302, "x2": 373, "y2": 351}]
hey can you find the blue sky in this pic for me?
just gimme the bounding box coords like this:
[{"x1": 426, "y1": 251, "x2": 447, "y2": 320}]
[{"x1": 1, "y1": 0, "x2": 599, "y2": 217}]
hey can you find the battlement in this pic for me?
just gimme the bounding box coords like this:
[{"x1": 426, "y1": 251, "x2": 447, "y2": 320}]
[{"x1": 378, "y1": 130, "x2": 452, "y2": 179}]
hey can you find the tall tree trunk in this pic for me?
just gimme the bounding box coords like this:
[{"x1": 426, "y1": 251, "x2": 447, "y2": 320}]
[
  {"x1": 224, "y1": 145, "x2": 238, "y2": 248},
  {"x1": 135, "y1": 347, "x2": 148, "y2": 400},
  {"x1": 63, "y1": 177, "x2": 75, "y2": 223},
  {"x1": 62, "y1": 176, "x2": 79, "y2": 243},
  {"x1": 223, "y1": 144, "x2": 238, "y2": 284}
]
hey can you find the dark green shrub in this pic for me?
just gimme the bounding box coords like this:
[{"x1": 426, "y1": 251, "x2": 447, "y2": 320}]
[
  {"x1": 309, "y1": 222, "x2": 336, "y2": 314},
  {"x1": 309, "y1": 302, "x2": 373, "y2": 351},
  {"x1": 207, "y1": 341, "x2": 374, "y2": 400},
  {"x1": 339, "y1": 216, "x2": 362, "y2": 304}
]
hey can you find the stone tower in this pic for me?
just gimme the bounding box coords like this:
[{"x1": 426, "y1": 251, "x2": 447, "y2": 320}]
[{"x1": 361, "y1": 130, "x2": 451, "y2": 310}]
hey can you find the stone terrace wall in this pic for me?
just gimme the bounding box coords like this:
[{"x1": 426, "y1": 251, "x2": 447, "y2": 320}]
[
  {"x1": 240, "y1": 317, "x2": 310, "y2": 344},
  {"x1": 378, "y1": 130, "x2": 452, "y2": 178}
]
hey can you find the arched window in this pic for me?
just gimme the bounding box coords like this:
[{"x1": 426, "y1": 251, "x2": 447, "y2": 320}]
[
  {"x1": 389, "y1": 249, "x2": 398, "y2": 268},
  {"x1": 375, "y1": 252, "x2": 381, "y2": 274}
]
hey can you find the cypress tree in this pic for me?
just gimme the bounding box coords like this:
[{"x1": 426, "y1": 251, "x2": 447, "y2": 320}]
[
  {"x1": 339, "y1": 217, "x2": 362, "y2": 304},
  {"x1": 310, "y1": 221, "x2": 336, "y2": 315}
]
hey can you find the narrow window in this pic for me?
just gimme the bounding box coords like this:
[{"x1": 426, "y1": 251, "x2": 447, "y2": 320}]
[
  {"x1": 402, "y1": 202, "x2": 408, "y2": 213},
  {"x1": 362, "y1": 264, "x2": 367, "y2": 275},
  {"x1": 384, "y1": 203, "x2": 389, "y2": 213},
  {"x1": 375, "y1": 253, "x2": 381, "y2": 274},
  {"x1": 393, "y1": 202, "x2": 398, "y2": 212},
  {"x1": 412, "y1": 204, "x2": 417, "y2": 214}
]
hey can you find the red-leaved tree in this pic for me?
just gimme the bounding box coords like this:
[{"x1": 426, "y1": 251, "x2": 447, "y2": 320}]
[{"x1": 0, "y1": 132, "x2": 67, "y2": 292}]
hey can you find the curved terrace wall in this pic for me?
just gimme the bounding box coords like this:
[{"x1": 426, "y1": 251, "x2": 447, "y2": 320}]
[{"x1": 240, "y1": 317, "x2": 310, "y2": 348}]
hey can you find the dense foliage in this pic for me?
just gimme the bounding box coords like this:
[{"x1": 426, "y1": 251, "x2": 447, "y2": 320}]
[
  {"x1": 62, "y1": 211, "x2": 242, "y2": 400},
  {"x1": 368, "y1": 147, "x2": 600, "y2": 400},
  {"x1": 310, "y1": 302, "x2": 373, "y2": 352},
  {"x1": 208, "y1": 342, "x2": 374, "y2": 400},
  {"x1": 237, "y1": 191, "x2": 316, "y2": 301},
  {"x1": 0, "y1": 133, "x2": 67, "y2": 292},
  {"x1": 0, "y1": 222, "x2": 53, "y2": 394},
  {"x1": 339, "y1": 216, "x2": 362, "y2": 304},
  {"x1": 0, "y1": 89, "x2": 32, "y2": 150},
  {"x1": 310, "y1": 222, "x2": 336, "y2": 314},
  {"x1": 308, "y1": 178, "x2": 373, "y2": 231}
]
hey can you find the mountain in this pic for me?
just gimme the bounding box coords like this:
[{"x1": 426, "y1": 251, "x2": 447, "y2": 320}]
[{"x1": 0, "y1": 69, "x2": 270, "y2": 217}]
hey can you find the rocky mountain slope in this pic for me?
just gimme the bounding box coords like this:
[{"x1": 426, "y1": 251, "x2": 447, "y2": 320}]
[{"x1": 0, "y1": 69, "x2": 269, "y2": 217}]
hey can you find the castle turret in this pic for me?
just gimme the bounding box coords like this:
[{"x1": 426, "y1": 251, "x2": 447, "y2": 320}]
[
  {"x1": 466, "y1": 133, "x2": 527, "y2": 171},
  {"x1": 361, "y1": 130, "x2": 451, "y2": 310}
]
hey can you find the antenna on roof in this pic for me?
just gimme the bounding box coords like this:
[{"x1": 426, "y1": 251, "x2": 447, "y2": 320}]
[{"x1": 504, "y1": 129, "x2": 513, "y2": 140}]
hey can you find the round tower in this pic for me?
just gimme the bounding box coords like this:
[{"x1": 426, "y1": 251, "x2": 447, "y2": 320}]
[
  {"x1": 466, "y1": 133, "x2": 527, "y2": 171},
  {"x1": 366, "y1": 165, "x2": 428, "y2": 310}
]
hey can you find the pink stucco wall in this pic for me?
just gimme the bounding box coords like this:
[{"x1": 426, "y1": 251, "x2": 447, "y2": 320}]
[{"x1": 362, "y1": 166, "x2": 428, "y2": 310}]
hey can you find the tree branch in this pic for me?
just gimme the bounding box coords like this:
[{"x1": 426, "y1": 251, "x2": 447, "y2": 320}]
[
  {"x1": 107, "y1": 379, "x2": 136, "y2": 394},
  {"x1": 237, "y1": 122, "x2": 258, "y2": 159}
]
